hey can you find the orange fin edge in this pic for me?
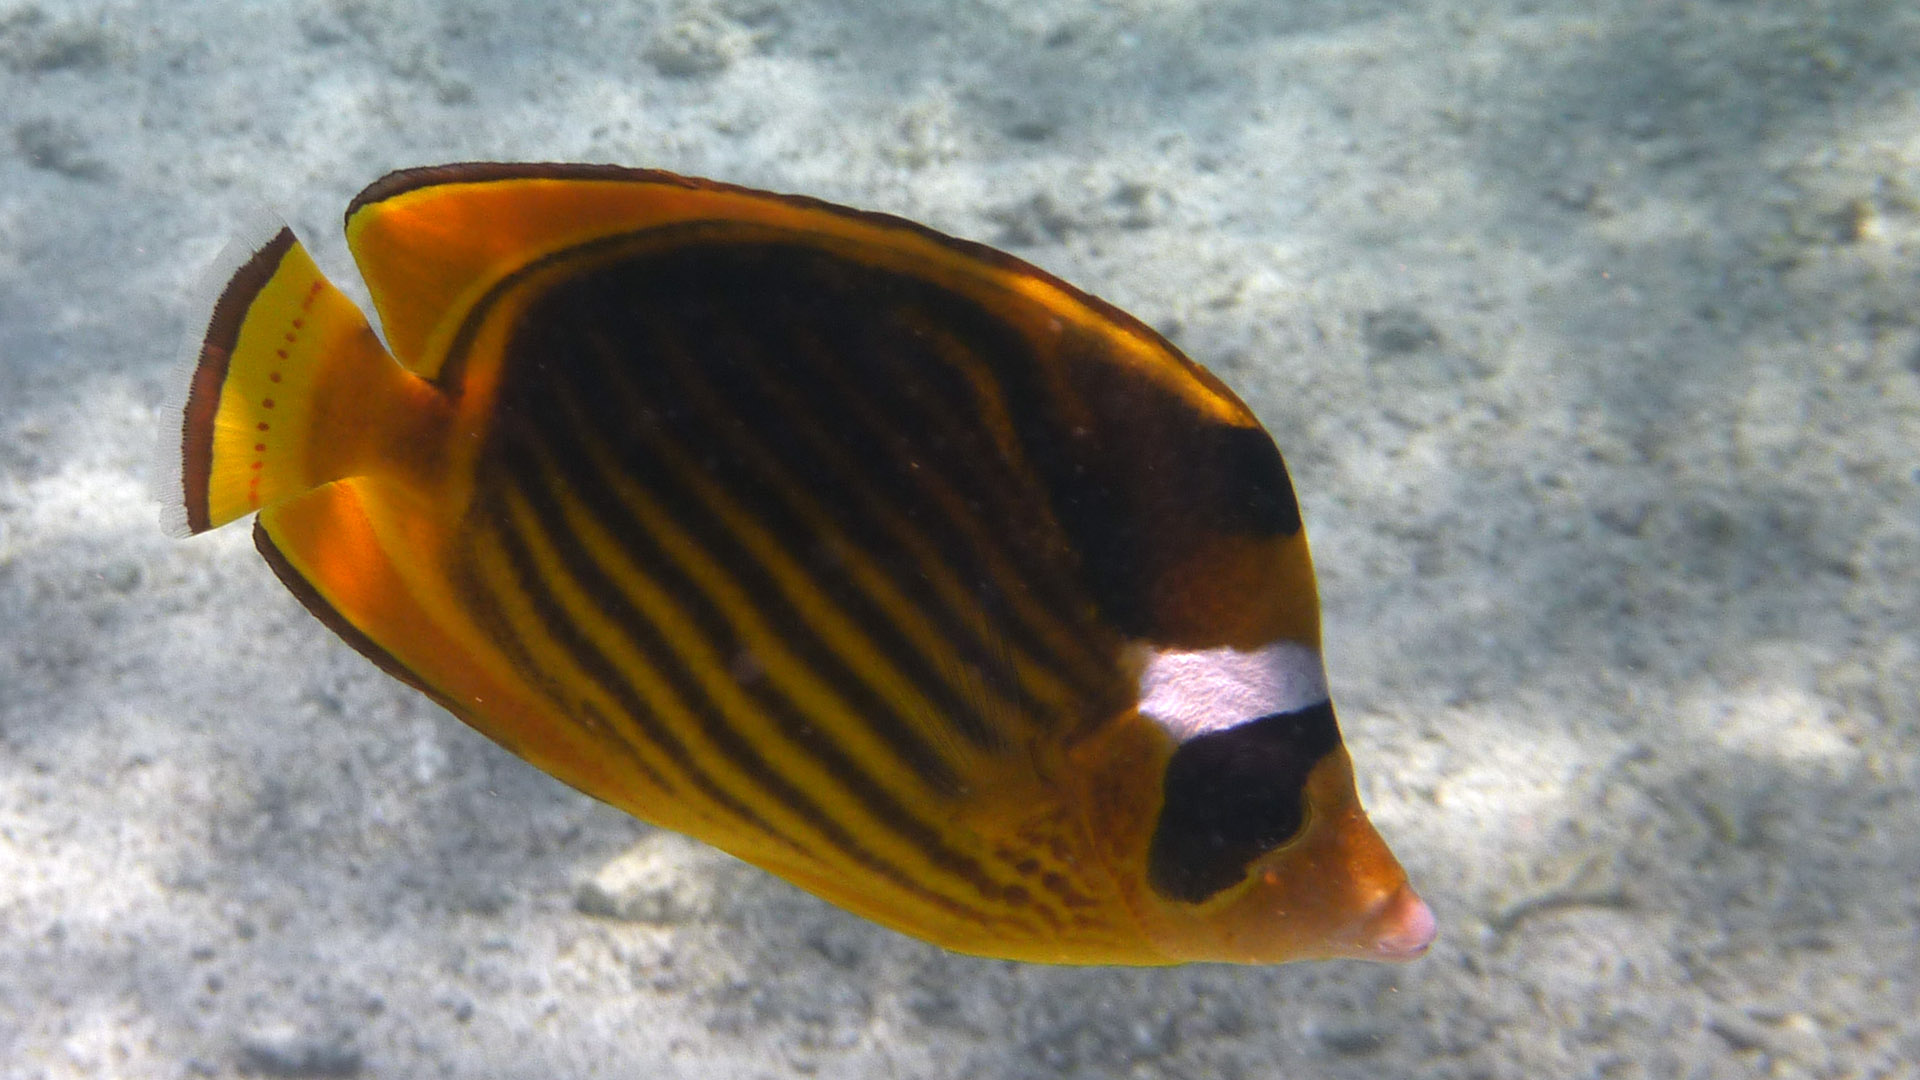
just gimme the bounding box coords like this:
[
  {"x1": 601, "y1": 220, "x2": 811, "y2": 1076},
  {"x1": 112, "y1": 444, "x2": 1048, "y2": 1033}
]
[{"x1": 251, "y1": 517, "x2": 456, "y2": 711}]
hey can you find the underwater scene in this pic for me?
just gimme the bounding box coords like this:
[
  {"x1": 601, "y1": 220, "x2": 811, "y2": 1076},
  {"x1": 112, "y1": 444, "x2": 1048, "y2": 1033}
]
[{"x1": 2, "y1": 0, "x2": 1916, "y2": 1077}]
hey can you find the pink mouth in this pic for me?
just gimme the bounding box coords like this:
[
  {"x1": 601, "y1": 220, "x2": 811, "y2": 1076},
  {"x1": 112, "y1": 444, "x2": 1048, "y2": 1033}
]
[{"x1": 1363, "y1": 884, "x2": 1438, "y2": 960}]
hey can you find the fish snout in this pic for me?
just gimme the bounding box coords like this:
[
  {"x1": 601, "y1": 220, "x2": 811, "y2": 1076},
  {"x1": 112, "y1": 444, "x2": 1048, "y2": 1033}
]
[{"x1": 1356, "y1": 882, "x2": 1437, "y2": 960}]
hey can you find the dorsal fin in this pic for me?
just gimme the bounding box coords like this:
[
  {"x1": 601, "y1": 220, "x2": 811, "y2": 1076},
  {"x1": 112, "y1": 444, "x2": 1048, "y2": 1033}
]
[
  {"x1": 342, "y1": 163, "x2": 1241, "y2": 411},
  {"x1": 345, "y1": 164, "x2": 723, "y2": 380}
]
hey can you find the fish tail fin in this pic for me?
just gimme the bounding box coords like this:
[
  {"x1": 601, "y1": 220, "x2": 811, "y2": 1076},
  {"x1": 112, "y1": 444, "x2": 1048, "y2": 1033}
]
[{"x1": 160, "y1": 216, "x2": 429, "y2": 537}]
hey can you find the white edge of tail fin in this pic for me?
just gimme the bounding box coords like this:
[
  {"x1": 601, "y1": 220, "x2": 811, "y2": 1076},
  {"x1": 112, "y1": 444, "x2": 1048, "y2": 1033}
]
[{"x1": 154, "y1": 203, "x2": 294, "y2": 539}]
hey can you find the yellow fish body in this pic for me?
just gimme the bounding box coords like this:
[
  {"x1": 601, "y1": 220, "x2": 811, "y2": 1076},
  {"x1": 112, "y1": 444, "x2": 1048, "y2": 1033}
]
[{"x1": 163, "y1": 163, "x2": 1434, "y2": 965}]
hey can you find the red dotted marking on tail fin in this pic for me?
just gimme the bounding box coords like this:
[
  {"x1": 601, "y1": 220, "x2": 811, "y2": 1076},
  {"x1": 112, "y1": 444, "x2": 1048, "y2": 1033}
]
[{"x1": 245, "y1": 282, "x2": 327, "y2": 508}]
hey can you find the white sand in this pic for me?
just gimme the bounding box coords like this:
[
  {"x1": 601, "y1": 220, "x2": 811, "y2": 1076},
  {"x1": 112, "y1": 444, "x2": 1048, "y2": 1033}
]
[{"x1": 3, "y1": 0, "x2": 1917, "y2": 1076}]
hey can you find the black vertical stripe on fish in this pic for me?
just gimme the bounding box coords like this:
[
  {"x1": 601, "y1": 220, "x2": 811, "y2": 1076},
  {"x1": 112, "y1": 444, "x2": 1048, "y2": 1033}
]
[
  {"x1": 682, "y1": 308, "x2": 1054, "y2": 729},
  {"x1": 654, "y1": 242, "x2": 1120, "y2": 719},
  {"x1": 473, "y1": 481, "x2": 806, "y2": 858},
  {"x1": 488, "y1": 470, "x2": 1030, "y2": 932},
  {"x1": 487, "y1": 362, "x2": 1033, "y2": 923},
  {"x1": 520, "y1": 358, "x2": 963, "y2": 789},
  {"x1": 639, "y1": 316, "x2": 1016, "y2": 755},
  {"x1": 829, "y1": 305, "x2": 1129, "y2": 699},
  {"x1": 445, "y1": 532, "x2": 680, "y2": 798},
  {"x1": 508, "y1": 422, "x2": 1043, "y2": 925},
  {"x1": 584, "y1": 309, "x2": 988, "y2": 751},
  {"x1": 971, "y1": 331, "x2": 1162, "y2": 640},
  {"x1": 501, "y1": 392, "x2": 948, "y2": 836},
  {"x1": 993, "y1": 328, "x2": 1309, "y2": 643},
  {"x1": 1208, "y1": 423, "x2": 1303, "y2": 538},
  {"x1": 434, "y1": 231, "x2": 1118, "y2": 704},
  {"x1": 464, "y1": 495, "x2": 763, "y2": 830},
  {"x1": 800, "y1": 311, "x2": 1094, "y2": 657},
  {"x1": 487, "y1": 462, "x2": 805, "y2": 833},
  {"x1": 490, "y1": 264, "x2": 1070, "y2": 928},
  {"x1": 736, "y1": 332, "x2": 1038, "y2": 721},
  {"x1": 537, "y1": 260, "x2": 1024, "y2": 756},
  {"x1": 746, "y1": 293, "x2": 1115, "y2": 714},
  {"x1": 745, "y1": 245, "x2": 1104, "y2": 679},
  {"x1": 533, "y1": 313, "x2": 972, "y2": 800},
  {"x1": 564, "y1": 370, "x2": 971, "y2": 804}
]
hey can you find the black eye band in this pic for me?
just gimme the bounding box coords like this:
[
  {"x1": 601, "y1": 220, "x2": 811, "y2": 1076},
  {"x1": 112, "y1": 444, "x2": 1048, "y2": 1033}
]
[{"x1": 1146, "y1": 701, "x2": 1342, "y2": 904}]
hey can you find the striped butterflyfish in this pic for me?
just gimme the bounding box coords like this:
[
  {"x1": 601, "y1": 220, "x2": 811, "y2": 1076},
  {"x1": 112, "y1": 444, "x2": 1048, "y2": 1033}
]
[{"x1": 161, "y1": 163, "x2": 1435, "y2": 966}]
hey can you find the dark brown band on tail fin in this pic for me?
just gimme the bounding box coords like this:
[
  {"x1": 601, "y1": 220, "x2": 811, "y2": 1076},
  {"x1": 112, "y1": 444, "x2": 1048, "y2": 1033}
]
[{"x1": 179, "y1": 228, "x2": 297, "y2": 534}]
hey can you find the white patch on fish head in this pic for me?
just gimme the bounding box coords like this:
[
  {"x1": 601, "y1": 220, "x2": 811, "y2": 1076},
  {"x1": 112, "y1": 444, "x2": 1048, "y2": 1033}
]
[{"x1": 1136, "y1": 641, "x2": 1330, "y2": 741}]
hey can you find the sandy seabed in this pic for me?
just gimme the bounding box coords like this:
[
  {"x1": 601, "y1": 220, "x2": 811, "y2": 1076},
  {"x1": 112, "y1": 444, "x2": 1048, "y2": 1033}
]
[{"x1": 3, "y1": 1, "x2": 1918, "y2": 1077}]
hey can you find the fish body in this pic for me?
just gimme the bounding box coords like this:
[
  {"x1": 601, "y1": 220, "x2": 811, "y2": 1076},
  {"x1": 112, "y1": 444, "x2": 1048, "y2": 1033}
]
[{"x1": 163, "y1": 163, "x2": 1433, "y2": 965}]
